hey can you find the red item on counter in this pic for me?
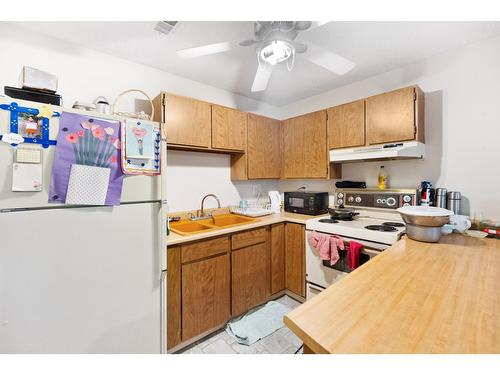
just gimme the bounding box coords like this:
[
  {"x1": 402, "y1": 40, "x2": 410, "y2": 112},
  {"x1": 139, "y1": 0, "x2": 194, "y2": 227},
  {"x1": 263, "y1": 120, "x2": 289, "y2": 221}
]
[{"x1": 348, "y1": 241, "x2": 363, "y2": 270}]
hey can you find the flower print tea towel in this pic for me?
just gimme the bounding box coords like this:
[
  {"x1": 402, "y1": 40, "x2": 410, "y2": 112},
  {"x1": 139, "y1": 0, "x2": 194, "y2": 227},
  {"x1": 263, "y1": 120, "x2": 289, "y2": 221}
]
[{"x1": 49, "y1": 112, "x2": 124, "y2": 205}]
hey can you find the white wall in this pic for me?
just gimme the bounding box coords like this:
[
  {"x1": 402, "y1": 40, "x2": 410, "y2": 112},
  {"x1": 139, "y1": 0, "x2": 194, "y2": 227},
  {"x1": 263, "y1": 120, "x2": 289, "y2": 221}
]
[
  {"x1": 281, "y1": 35, "x2": 500, "y2": 220},
  {"x1": 0, "y1": 23, "x2": 281, "y2": 211}
]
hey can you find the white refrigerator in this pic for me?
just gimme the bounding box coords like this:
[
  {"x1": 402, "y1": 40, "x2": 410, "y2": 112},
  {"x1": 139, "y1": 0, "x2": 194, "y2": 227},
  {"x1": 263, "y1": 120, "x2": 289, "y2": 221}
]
[{"x1": 0, "y1": 97, "x2": 167, "y2": 353}]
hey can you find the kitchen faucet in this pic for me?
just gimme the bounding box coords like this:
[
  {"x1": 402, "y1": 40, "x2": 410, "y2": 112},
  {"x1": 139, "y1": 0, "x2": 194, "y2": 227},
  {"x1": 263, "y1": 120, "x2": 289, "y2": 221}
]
[{"x1": 191, "y1": 194, "x2": 221, "y2": 220}]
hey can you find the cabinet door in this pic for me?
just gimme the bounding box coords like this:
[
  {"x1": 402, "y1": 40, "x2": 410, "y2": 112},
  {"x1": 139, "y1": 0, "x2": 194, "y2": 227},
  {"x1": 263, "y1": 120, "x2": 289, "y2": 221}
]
[
  {"x1": 282, "y1": 111, "x2": 328, "y2": 179},
  {"x1": 366, "y1": 86, "x2": 416, "y2": 145},
  {"x1": 231, "y1": 241, "x2": 269, "y2": 316},
  {"x1": 327, "y1": 100, "x2": 365, "y2": 149},
  {"x1": 247, "y1": 114, "x2": 281, "y2": 179},
  {"x1": 163, "y1": 93, "x2": 212, "y2": 148},
  {"x1": 285, "y1": 223, "x2": 305, "y2": 297},
  {"x1": 270, "y1": 223, "x2": 285, "y2": 295},
  {"x1": 211, "y1": 105, "x2": 247, "y2": 151},
  {"x1": 181, "y1": 254, "x2": 230, "y2": 341}
]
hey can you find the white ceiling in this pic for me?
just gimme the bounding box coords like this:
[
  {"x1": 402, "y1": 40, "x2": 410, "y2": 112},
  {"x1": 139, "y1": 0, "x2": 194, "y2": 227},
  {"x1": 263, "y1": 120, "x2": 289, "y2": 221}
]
[{"x1": 11, "y1": 21, "x2": 500, "y2": 106}]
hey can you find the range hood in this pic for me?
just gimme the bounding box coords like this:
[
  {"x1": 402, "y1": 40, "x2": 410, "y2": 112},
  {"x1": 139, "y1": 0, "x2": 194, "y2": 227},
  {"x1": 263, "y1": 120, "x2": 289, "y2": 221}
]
[{"x1": 330, "y1": 141, "x2": 425, "y2": 163}]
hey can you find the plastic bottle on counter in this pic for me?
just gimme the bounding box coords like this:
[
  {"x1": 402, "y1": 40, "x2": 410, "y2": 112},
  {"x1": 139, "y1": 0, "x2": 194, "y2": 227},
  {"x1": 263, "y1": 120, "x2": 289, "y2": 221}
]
[{"x1": 378, "y1": 165, "x2": 388, "y2": 190}]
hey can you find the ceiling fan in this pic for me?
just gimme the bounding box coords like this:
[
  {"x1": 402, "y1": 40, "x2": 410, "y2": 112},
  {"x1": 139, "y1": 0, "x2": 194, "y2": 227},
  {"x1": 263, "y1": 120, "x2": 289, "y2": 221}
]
[{"x1": 175, "y1": 21, "x2": 356, "y2": 92}]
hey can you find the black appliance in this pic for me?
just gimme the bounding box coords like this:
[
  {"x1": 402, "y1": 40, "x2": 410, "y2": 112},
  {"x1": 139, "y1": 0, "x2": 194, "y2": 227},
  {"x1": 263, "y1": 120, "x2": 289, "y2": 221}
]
[
  {"x1": 4, "y1": 86, "x2": 62, "y2": 106},
  {"x1": 284, "y1": 191, "x2": 328, "y2": 215}
]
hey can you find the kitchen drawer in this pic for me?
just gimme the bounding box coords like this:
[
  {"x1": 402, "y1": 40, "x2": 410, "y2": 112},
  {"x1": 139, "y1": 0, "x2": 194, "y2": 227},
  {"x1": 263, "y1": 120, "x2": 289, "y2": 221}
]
[
  {"x1": 181, "y1": 236, "x2": 229, "y2": 263},
  {"x1": 231, "y1": 227, "x2": 268, "y2": 250}
]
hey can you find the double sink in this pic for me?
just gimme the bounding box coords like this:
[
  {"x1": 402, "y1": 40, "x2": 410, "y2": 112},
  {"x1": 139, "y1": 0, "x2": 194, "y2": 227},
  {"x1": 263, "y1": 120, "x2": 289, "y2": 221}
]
[{"x1": 170, "y1": 213, "x2": 259, "y2": 235}]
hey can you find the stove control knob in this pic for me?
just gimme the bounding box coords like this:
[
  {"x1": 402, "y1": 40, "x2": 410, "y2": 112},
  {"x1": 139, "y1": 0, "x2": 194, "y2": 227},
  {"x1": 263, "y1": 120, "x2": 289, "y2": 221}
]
[
  {"x1": 386, "y1": 197, "x2": 397, "y2": 207},
  {"x1": 403, "y1": 202, "x2": 410, "y2": 207},
  {"x1": 403, "y1": 195, "x2": 412, "y2": 203},
  {"x1": 347, "y1": 196, "x2": 354, "y2": 203},
  {"x1": 337, "y1": 192, "x2": 344, "y2": 199},
  {"x1": 337, "y1": 198, "x2": 344, "y2": 205},
  {"x1": 355, "y1": 196, "x2": 362, "y2": 203}
]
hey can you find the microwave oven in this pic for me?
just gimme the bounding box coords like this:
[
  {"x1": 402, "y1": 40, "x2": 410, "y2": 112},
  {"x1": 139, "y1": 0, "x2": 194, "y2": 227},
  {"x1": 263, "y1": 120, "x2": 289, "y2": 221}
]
[{"x1": 284, "y1": 191, "x2": 329, "y2": 215}]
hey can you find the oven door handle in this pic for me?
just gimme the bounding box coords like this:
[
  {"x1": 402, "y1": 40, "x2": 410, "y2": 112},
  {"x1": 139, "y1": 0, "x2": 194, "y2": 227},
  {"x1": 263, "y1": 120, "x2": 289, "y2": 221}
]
[{"x1": 307, "y1": 283, "x2": 326, "y2": 292}]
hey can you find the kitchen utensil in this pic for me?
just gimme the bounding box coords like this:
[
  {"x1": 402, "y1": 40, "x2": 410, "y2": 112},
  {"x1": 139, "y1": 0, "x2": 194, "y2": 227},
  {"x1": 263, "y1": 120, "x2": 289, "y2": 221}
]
[
  {"x1": 447, "y1": 191, "x2": 461, "y2": 214},
  {"x1": 328, "y1": 207, "x2": 360, "y2": 220},
  {"x1": 435, "y1": 188, "x2": 447, "y2": 208},
  {"x1": 72, "y1": 101, "x2": 96, "y2": 111},
  {"x1": 449, "y1": 214, "x2": 471, "y2": 233},
  {"x1": 94, "y1": 96, "x2": 110, "y2": 114},
  {"x1": 397, "y1": 205, "x2": 453, "y2": 227},
  {"x1": 406, "y1": 223, "x2": 443, "y2": 243},
  {"x1": 335, "y1": 180, "x2": 366, "y2": 189},
  {"x1": 268, "y1": 191, "x2": 281, "y2": 213}
]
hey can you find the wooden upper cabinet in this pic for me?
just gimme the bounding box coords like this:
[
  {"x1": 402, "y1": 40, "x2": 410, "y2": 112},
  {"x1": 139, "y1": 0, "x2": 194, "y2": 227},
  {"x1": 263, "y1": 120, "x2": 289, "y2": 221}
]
[
  {"x1": 366, "y1": 86, "x2": 424, "y2": 145},
  {"x1": 156, "y1": 93, "x2": 212, "y2": 148},
  {"x1": 247, "y1": 114, "x2": 281, "y2": 179},
  {"x1": 211, "y1": 105, "x2": 247, "y2": 152},
  {"x1": 327, "y1": 100, "x2": 365, "y2": 149},
  {"x1": 282, "y1": 110, "x2": 329, "y2": 179}
]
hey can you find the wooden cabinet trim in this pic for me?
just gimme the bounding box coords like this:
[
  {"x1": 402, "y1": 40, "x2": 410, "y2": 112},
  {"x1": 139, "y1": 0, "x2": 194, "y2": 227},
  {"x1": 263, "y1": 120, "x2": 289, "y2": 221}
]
[
  {"x1": 181, "y1": 236, "x2": 229, "y2": 264},
  {"x1": 231, "y1": 227, "x2": 268, "y2": 250},
  {"x1": 167, "y1": 246, "x2": 182, "y2": 349},
  {"x1": 270, "y1": 223, "x2": 285, "y2": 295},
  {"x1": 285, "y1": 223, "x2": 306, "y2": 297}
]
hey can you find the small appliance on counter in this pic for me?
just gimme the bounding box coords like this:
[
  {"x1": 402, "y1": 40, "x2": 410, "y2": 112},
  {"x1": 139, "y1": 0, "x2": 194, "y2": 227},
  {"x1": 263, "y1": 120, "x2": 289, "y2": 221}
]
[
  {"x1": 417, "y1": 180, "x2": 435, "y2": 206},
  {"x1": 268, "y1": 190, "x2": 281, "y2": 213},
  {"x1": 284, "y1": 190, "x2": 328, "y2": 215}
]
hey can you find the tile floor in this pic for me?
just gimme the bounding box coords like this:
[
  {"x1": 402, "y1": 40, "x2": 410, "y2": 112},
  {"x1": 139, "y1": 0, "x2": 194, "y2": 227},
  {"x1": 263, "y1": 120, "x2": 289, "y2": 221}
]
[{"x1": 178, "y1": 295, "x2": 303, "y2": 354}]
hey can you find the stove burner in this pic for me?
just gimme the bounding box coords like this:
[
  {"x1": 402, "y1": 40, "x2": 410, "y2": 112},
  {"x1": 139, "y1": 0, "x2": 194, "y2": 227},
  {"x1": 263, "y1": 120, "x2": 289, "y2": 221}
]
[
  {"x1": 329, "y1": 216, "x2": 355, "y2": 221},
  {"x1": 319, "y1": 218, "x2": 339, "y2": 224},
  {"x1": 382, "y1": 222, "x2": 405, "y2": 227},
  {"x1": 365, "y1": 225, "x2": 398, "y2": 232}
]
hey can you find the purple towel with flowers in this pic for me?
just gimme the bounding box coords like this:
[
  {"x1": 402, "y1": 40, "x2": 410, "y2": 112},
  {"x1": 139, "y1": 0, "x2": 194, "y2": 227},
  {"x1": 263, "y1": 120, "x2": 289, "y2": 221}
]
[{"x1": 49, "y1": 112, "x2": 124, "y2": 205}]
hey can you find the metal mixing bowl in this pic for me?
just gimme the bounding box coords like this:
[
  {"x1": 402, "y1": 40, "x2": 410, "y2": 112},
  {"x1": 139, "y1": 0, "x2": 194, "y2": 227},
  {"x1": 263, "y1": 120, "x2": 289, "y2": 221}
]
[
  {"x1": 399, "y1": 212, "x2": 450, "y2": 227},
  {"x1": 406, "y1": 224, "x2": 443, "y2": 243}
]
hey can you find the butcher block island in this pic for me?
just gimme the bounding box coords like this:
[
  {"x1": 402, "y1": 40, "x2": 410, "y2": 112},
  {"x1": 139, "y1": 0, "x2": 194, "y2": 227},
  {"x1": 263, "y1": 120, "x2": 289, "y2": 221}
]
[{"x1": 284, "y1": 234, "x2": 500, "y2": 354}]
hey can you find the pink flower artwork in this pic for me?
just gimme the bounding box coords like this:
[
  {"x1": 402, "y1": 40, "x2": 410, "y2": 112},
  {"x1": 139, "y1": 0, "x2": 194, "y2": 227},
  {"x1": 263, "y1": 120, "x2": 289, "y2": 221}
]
[
  {"x1": 81, "y1": 122, "x2": 92, "y2": 130},
  {"x1": 92, "y1": 127, "x2": 105, "y2": 140},
  {"x1": 110, "y1": 155, "x2": 117, "y2": 163},
  {"x1": 113, "y1": 139, "x2": 121, "y2": 149},
  {"x1": 77, "y1": 130, "x2": 85, "y2": 137},
  {"x1": 66, "y1": 133, "x2": 78, "y2": 143},
  {"x1": 104, "y1": 127, "x2": 114, "y2": 135}
]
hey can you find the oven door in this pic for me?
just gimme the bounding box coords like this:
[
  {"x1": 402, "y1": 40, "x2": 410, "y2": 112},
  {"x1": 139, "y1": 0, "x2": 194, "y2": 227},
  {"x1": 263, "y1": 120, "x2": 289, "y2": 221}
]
[{"x1": 305, "y1": 230, "x2": 387, "y2": 298}]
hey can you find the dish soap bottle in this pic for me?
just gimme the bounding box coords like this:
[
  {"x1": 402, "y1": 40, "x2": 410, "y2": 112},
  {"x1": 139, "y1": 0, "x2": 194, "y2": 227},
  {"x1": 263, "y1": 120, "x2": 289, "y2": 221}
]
[{"x1": 378, "y1": 165, "x2": 388, "y2": 190}]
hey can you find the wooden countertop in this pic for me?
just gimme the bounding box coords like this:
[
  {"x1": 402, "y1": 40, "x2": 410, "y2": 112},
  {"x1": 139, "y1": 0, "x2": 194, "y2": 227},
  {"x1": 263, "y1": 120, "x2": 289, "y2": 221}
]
[
  {"x1": 284, "y1": 234, "x2": 500, "y2": 354},
  {"x1": 167, "y1": 212, "x2": 320, "y2": 246}
]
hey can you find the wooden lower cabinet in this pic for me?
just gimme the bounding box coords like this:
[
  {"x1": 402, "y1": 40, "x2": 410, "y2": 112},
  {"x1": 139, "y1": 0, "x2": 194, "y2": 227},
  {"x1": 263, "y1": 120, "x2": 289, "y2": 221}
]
[
  {"x1": 167, "y1": 224, "x2": 304, "y2": 350},
  {"x1": 270, "y1": 223, "x2": 285, "y2": 295},
  {"x1": 231, "y1": 241, "x2": 269, "y2": 316},
  {"x1": 181, "y1": 253, "x2": 230, "y2": 342},
  {"x1": 285, "y1": 223, "x2": 306, "y2": 297}
]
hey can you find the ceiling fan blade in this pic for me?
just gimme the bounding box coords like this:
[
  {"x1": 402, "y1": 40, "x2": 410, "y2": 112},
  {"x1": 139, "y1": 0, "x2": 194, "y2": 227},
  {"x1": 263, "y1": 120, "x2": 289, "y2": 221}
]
[
  {"x1": 251, "y1": 64, "x2": 273, "y2": 92},
  {"x1": 176, "y1": 41, "x2": 234, "y2": 59},
  {"x1": 294, "y1": 42, "x2": 308, "y2": 54},
  {"x1": 239, "y1": 39, "x2": 257, "y2": 47},
  {"x1": 302, "y1": 43, "x2": 355, "y2": 75},
  {"x1": 309, "y1": 21, "x2": 330, "y2": 30}
]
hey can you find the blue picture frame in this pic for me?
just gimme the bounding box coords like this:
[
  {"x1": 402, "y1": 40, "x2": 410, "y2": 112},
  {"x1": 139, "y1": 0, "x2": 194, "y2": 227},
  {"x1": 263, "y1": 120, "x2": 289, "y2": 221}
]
[{"x1": 0, "y1": 101, "x2": 59, "y2": 148}]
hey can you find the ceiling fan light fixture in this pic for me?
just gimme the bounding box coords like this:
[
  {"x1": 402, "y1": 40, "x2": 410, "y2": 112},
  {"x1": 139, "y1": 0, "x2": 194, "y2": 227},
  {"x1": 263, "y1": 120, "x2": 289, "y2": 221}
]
[{"x1": 258, "y1": 40, "x2": 294, "y2": 66}]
